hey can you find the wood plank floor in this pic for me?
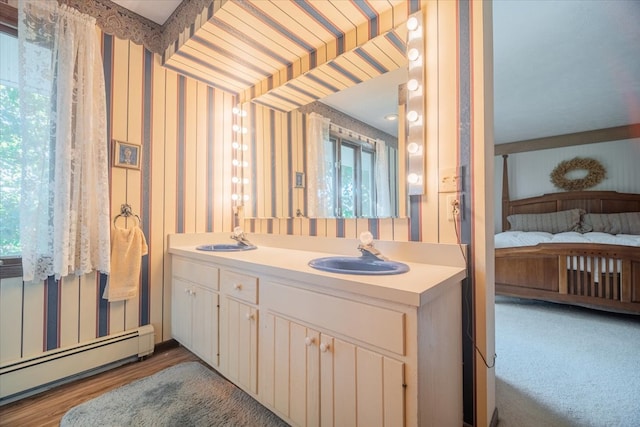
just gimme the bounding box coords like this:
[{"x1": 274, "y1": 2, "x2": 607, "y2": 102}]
[{"x1": 0, "y1": 343, "x2": 200, "y2": 427}]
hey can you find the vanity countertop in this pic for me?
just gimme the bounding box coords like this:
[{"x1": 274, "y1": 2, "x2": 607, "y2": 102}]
[{"x1": 168, "y1": 236, "x2": 466, "y2": 307}]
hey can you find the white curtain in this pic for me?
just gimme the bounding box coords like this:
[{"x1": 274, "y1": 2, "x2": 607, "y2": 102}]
[
  {"x1": 19, "y1": 1, "x2": 110, "y2": 282},
  {"x1": 375, "y1": 139, "x2": 391, "y2": 217},
  {"x1": 306, "y1": 113, "x2": 334, "y2": 217}
]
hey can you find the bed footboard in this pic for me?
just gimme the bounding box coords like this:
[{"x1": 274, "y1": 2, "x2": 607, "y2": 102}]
[{"x1": 495, "y1": 243, "x2": 640, "y2": 314}]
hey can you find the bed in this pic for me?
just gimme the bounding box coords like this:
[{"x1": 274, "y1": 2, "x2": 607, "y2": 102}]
[{"x1": 495, "y1": 155, "x2": 640, "y2": 314}]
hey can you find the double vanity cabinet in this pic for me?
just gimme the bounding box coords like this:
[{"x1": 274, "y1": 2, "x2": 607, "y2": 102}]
[{"x1": 168, "y1": 233, "x2": 467, "y2": 427}]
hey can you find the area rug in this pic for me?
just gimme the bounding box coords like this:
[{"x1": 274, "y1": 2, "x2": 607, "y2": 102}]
[{"x1": 60, "y1": 361, "x2": 289, "y2": 427}]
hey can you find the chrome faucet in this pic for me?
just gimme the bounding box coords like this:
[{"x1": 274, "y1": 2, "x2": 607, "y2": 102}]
[
  {"x1": 230, "y1": 227, "x2": 253, "y2": 247},
  {"x1": 357, "y1": 231, "x2": 388, "y2": 261}
]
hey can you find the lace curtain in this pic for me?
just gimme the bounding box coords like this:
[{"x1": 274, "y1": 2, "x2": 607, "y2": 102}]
[
  {"x1": 306, "y1": 113, "x2": 334, "y2": 218},
  {"x1": 375, "y1": 139, "x2": 392, "y2": 217},
  {"x1": 19, "y1": 0, "x2": 110, "y2": 282}
]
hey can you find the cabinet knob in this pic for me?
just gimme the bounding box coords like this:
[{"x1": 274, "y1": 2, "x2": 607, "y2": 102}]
[
  {"x1": 245, "y1": 313, "x2": 254, "y2": 320},
  {"x1": 320, "y1": 343, "x2": 330, "y2": 353},
  {"x1": 304, "y1": 336, "x2": 315, "y2": 346},
  {"x1": 233, "y1": 283, "x2": 242, "y2": 291}
]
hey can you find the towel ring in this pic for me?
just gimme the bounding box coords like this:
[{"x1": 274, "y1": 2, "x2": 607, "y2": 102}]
[{"x1": 113, "y1": 203, "x2": 142, "y2": 227}]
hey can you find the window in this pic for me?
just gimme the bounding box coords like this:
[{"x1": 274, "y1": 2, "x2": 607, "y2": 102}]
[
  {"x1": 331, "y1": 134, "x2": 376, "y2": 218},
  {"x1": 0, "y1": 29, "x2": 20, "y2": 259},
  {"x1": 0, "y1": 8, "x2": 23, "y2": 278}
]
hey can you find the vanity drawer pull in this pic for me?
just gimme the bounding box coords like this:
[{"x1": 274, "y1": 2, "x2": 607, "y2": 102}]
[
  {"x1": 221, "y1": 270, "x2": 258, "y2": 304},
  {"x1": 320, "y1": 343, "x2": 330, "y2": 353},
  {"x1": 304, "y1": 336, "x2": 315, "y2": 346}
]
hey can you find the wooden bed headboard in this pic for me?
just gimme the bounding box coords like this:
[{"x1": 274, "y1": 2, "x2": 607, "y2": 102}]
[{"x1": 501, "y1": 155, "x2": 640, "y2": 231}]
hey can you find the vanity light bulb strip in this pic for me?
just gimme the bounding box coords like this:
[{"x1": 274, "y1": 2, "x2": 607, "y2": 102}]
[{"x1": 406, "y1": 10, "x2": 425, "y2": 196}]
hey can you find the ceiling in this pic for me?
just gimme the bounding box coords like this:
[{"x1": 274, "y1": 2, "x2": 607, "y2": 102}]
[
  {"x1": 111, "y1": 0, "x2": 181, "y2": 25},
  {"x1": 112, "y1": 0, "x2": 640, "y2": 145}
]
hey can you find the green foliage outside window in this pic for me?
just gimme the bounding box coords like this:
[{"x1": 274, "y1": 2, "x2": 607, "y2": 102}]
[{"x1": 0, "y1": 84, "x2": 21, "y2": 256}]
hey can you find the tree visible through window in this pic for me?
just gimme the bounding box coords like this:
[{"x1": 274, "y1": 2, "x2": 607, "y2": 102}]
[
  {"x1": 0, "y1": 30, "x2": 21, "y2": 257},
  {"x1": 332, "y1": 134, "x2": 376, "y2": 218}
]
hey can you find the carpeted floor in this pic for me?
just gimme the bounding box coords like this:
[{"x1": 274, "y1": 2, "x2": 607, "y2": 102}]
[
  {"x1": 60, "y1": 361, "x2": 289, "y2": 427},
  {"x1": 495, "y1": 296, "x2": 640, "y2": 427}
]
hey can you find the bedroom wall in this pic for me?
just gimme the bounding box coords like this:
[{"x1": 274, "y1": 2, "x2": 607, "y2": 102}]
[{"x1": 493, "y1": 139, "x2": 640, "y2": 232}]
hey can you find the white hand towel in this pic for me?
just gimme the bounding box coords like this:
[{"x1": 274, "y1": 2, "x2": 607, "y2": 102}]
[{"x1": 103, "y1": 224, "x2": 148, "y2": 302}]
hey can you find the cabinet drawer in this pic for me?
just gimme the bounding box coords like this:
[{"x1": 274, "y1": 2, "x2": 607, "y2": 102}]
[
  {"x1": 173, "y1": 258, "x2": 219, "y2": 290},
  {"x1": 221, "y1": 270, "x2": 258, "y2": 304},
  {"x1": 263, "y1": 281, "x2": 405, "y2": 355}
]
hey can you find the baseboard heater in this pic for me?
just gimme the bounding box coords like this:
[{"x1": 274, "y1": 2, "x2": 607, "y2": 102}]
[{"x1": 0, "y1": 325, "x2": 154, "y2": 405}]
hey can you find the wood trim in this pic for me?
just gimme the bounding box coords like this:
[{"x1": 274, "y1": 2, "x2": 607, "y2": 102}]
[
  {"x1": 494, "y1": 123, "x2": 640, "y2": 156},
  {"x1": 0, "y1": 2, "x2": 17, "y2": 31},
  {"x1": 0, "y1": 257, "x2": 22, "y2": 279}
]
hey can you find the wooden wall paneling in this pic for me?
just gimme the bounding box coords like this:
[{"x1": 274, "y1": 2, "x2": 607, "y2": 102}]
[
  {"x1": 163, "y1": 71, "x2": 178, "y2": 236},
  {"x1": 78, "y1": 272, "x2": 98, "y2": 343},
  {"x1": 326, "y1": 218, "x2": 337, "y2": 238},
  {"x1": 253, "y1": 105, "x2": 265, "y2": 218},
  {"x1": 0, "y1": 277, "x2": 23, "y2": 362},
  {"x1": 21, "y1": 280, "x2": 45, "y2": 357},
  {"x1": 356, "y1": 218, "x2": 369, "y2": 237},
  {"x1": 161, "y1": 70, "x2": 179, "y2": 340},
  {"x1": 393, "y1": 217, "x2": 409, "y2": 242},
  {"x1": 124, "y1": 40, "x2": 144, "y2": 332},
  {"x1": 276, "y1": 110, "x2": 286, "y2": 218},
  {"x1": 260, "y1": 106, "x2": 272, "y2": 218},
  {"x1": 291, "y1": 111, "x2": 304, "y2": 217},
  {"x1": 108, "y1": 36, "x2": 130, "y2": 334},
  {"x1": 344, "y1": 219, "x2": 357, "y2": 238},
  {"x1": 379, "y1": 218, "x2": 394, "y2": 241},
  {"x1": 221, "y1": 91, "x2": 235, "y2": 231},
  {"x1": 195, "y1": 82, "x2": 208, "y2": 232},
  {"x1": 150, "y1": 55, "x2": 167, "y2": 340},
  {"x1": 59, "y1": 275, "x2": 80, "y2": 348},
  {"x1": 183, "y1": 78, "x2": 198, "y2": 234},
  {"x1": 212, "y1": 88, "x2": 225, "y2": 232}
]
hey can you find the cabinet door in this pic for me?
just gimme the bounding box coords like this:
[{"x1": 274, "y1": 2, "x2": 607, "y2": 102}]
[
  {"x1": 260, "y1": 314, "x2": 320, "y2": 427},
  {"x1": 320, "y1": 334, "x2": 405, "y2": 427},
  {"x1": 220, "y1": 296, "x2": 258, "y2": 394},
  {"x1": 171, "y1": 278, "x2": 192, "y2": 347},
  {"x1": 191, "y1": 284, "x2": 219, "y2": 367}
]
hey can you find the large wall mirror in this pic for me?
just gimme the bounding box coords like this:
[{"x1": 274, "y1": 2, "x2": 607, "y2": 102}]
[{"x1": 244, "y1": 25, "x2": 415, "y2": 220}]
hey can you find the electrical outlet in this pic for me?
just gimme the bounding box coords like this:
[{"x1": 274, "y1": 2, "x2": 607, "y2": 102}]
[{"x1": 446, "y1": 195, "x2": 460, "y2": 221}]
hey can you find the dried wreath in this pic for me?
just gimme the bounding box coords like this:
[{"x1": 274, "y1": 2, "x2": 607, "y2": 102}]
[{"x1": 550, "y1": 157, "x2": 606, "y2": 191}]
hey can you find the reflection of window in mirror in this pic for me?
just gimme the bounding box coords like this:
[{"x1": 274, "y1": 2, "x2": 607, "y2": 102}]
[{"x1": 331, "y1": 134, "x2": 376, "y2": 218}]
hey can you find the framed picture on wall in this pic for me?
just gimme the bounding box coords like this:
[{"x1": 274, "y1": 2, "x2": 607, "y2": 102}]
[{"x1": 113, "y1": 140, "x2": 141, "y2": 170}]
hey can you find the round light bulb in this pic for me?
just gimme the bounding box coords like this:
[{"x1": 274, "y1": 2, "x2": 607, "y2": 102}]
[
  {"x1": 243, "y1": 178, "x2": 249, "y2": 185},
  {"x1": 231, "y1": 194, "x2": 239, "y2": 201},
  {"x1": 243, "y1": 194, "x2": 250, "y2": 201},
  {"x1": 407, "y1": 110, "x2": 419, "y2": 122},
  {"x1": 232, "y1": 159, "x2": 239, "y2": 166},
  {"x1": 241, "y1": 127, "x2": 248, "y2": 134},
  {"x1": 407, "y1": 142, "x2": 420, "y2": 154},
  {"x1": 408, "y1": 48, "x2": 420, "y2": 61},
  {"x1": 408, "y1": 173, "x2": 420, "y2": 184},
  {"x1": 407, "y1": 16, "x2": 419, "y2": 31},
  {"x1": 242, "y1": 161, "x2": 249, "y2": 167},
  {"x1": 232, "y1": 107, "x2": 240, "y2": 115},
  {"x1": 232, "y1": 142, "x2": 240, "y2": 149},
  {"x1": 242, "y1": 144, "x2": 248, "y2": 151},
  {"x1": 232, "y1": 176, "x2": 240, "y2": 183},
  {"x1": 407, "y1": 79, "x2": 419, "y2": 92},
  {"x1": 232, "y1": 124, "x2": 240, "y2": 132}
]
